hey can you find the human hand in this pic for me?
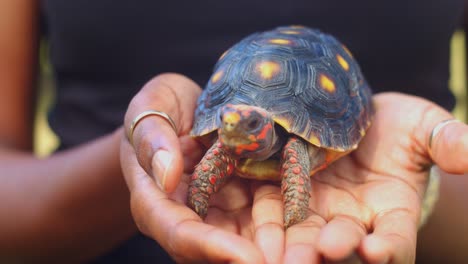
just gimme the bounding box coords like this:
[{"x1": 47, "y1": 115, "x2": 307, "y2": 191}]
[
  {"x1": 120, "y1": 73, "x2": 265, "y2": 263},
  {"x1": 256, "y1": 92, "x2": 467, "y2": 263},
  {"x1": 122, "y1": 83, "x2": 468, "y2": 263}
]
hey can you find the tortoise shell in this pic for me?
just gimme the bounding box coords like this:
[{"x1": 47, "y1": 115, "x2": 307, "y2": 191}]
[{"x1": 192, "y1": 25, "x2": 373, "y2": 152}]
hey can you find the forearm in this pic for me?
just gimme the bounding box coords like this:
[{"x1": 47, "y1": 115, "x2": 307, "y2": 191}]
[
  {"x1": 0, "y1": 0, "x2": 38, "y2": 150},
  {"x1": 416, "y1": 168, "x2": 468, "y2": 263},
  {"x1": 0, "y1": 128, "x2": 136, "y2": 262}
]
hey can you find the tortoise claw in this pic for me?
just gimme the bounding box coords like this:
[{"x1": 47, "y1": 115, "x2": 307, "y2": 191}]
[
  {"x1": 187, "y1": 191, "x2": 209, "y2": 219},
  {"x1": 284, "y1": 206, "x2": 308, "y2": 229}
]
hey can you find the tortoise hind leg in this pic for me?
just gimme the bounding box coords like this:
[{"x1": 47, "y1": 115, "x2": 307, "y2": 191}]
[
  {"x1": 188, "y1": 140, "x2": 236, "y2": 218},
  {"x1": 280, "y1": 137, "x2": 314, "y2": 228}
]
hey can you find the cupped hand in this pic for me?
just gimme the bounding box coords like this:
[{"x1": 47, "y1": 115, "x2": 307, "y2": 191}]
[
  {"x1": 266, "y1": 92, "x2": 468, "y2": 263},
  {"x1": 121, "y1": 81, "x2": 468, "y2": 264},
  {"x1": 120, "y1": 73, "x2": 265, "y2": 263}
]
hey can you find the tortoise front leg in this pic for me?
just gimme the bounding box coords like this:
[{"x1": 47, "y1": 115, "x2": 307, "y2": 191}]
[
  {"x1": 188, "y1": 140, "x2": 236, "y2": 219},
  {"x1": 280, "y1": 137, "x2": 313, "y2": 228}
]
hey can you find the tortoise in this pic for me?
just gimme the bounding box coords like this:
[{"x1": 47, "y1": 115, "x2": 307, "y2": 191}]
[{"x1": 187, "y1": 25, "x2": 374, "y2": 228}]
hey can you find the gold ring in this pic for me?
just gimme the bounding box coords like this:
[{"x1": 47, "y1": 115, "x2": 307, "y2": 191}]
[
  {"x1": 128, "y1": 110, "x2": 177, "y2": 145},
  {"x1": 428, "y1": 119, "x2": 461, "y2": 158}
]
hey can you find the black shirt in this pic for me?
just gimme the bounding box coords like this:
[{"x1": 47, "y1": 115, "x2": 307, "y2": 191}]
[{"x1": 40, "y1": 0, "x2": 464, "y2": 262}]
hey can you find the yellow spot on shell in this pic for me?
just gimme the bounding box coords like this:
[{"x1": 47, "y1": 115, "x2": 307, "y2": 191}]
[
  {"x1": 342, "y1": 45, "x2": 353, "y2": 58},
  {"x1": 290, "y1": 25, "x2": 305, "y2": 29},
  {"x1": 256, "y1": 61, "x2": 281, "y2": 79},
  {"x1": 269, "y1": 39, "x2": 292, "y2": 45},
  {"x1": 360, "y1": 129, "x2": 366, "y2": 136},
  {"x1": 309, "y1": 135, "x2": 321, "y2": 146},
  {"x1": 336, "y1": 54, "x2": 350, "y2": 71},
  {"x1": 273, "y1": 117, "x2": 292, "y2": 131},
  {"x1": 319, "y1": 74, "x2": 336, "y2": 93},
  {"x1": 211, "y1": 70, "x2": 224, "y2": 83},
  {"x1": 280, "y1": 30, "x2": 300, "y2": 35}
]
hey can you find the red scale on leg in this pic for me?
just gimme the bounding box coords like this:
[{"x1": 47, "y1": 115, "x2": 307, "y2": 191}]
[
  {"x1": 227, "y1": 163, "x2": 235, "y2": 175},
  {"x1": 209, "y1": 175, "x2": 217, "y2": 185},
  {"x1": 297, "y1": 185, "x2": 304, "y2": 194},
  {"x1": 284, "y1": 148, "x2": 297, "y2": 159},
  {"x1": 188, "y1": 140, "x2": 236, "y2": 219},
  {"x1": 201, "y1": 164, "x2": 210, "y2": 172},
  {"x1": 293, "y1": 166, "x2": 301, "y2": 174},
  {"x1": 298, "y1": 177, "x2": 304, "y2": 185}
]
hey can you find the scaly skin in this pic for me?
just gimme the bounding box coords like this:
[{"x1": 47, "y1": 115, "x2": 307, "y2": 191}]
[
  {"x1": 188, "y1": 140, "x2": 237, "y2": 218},
  {"x1": 280, "y1": 137, "x2": 312, "y2": 228}
]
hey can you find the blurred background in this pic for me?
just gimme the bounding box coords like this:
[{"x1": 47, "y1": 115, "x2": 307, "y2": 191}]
[{"x1": 33, "y1": 31, "x2": 468, "y2": 157}]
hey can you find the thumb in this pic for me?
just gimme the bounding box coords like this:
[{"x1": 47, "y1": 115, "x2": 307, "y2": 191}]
[
  {"x1": 426, "y1": 117, "x2": 468, "y2": 174},
  {"x1": 134, "y1": 116, "x2": 184, "y2": 193},
  {"x1": 124, "y1": 73, "x2": 202, "y2": 193}
]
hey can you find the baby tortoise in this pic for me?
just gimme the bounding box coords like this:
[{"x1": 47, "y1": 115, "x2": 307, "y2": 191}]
[{"x1": 188, "y1": 25, "x2": 373, "y2": 228}]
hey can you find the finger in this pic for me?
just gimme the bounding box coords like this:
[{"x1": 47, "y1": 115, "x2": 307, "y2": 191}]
[
  {"x1": 251, "y1": 183, "x2": 285, "y2": 264},
  {"x1": 121, "y1": 141, "x2": 264, "y2": 264},
  {"x1": 427, "y1": 119, "x2": 468, "y2": 174},
  {"x1": 359, "y1": 210, "x2": 417, "y2": 264},
  {"x1": 317, "y1": 215, "x2": 366, "y2": 261},
  {"x1": 284, "y1": 214, "x2": 325, "y2": 264},
  {"x1": 170, "y1": 218, "x2": 265, "y2": 264},
  {"x1": 121, "y1": 131, "x2": 190, "y2": 203},
  {"x1": 124, "y1": 73, "x2": 202, "y2": 192},
  {"x1": 135, "y1": 120, "x2": 184, "y2": 193},
  {"x1": 124, "y1": 73, "x2": 202, "y2": 136},
  {"x1": 407, "y1": 96, "x2": 468, "y2": 173},
  {"x1": 133, "y1": 175, "x2": 264, "y2": 264},
  {"x1": 372, "y1": 93, "x2": 467, "y2": 174},
  {"x1": 133, "y1": 172, "x2": 264, "y2": 264}
]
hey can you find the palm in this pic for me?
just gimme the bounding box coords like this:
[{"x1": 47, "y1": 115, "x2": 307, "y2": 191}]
[
  {"x1": 182, "y1": 92, "x2": 435, "y2": 263},
  {"x1": 124, "y1": 74, "x2": 457, "y2": 263},
  {"x1": 174, "y1": 173, "x2": 256, "y2": 237},
  {"x1": 270, "y1": 92, "x2": 438, "y2": 263}
]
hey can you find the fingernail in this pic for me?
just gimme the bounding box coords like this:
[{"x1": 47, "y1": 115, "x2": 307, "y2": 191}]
[{"x1": 152, "y1": 149, "x2": 173, "y2": 192}]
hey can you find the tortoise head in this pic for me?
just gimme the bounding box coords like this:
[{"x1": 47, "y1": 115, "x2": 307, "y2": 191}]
[{"x1": 218, "y1": 104, "x2": 282, "y2": 160}]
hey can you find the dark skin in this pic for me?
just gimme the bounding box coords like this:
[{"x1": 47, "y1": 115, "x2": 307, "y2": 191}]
[
  {"x1": 2, "y1": 0, "x2": 468, "y2": 262},
  {"x1": 123, "y1": 73, "x2": 468, "y2": 263},
  {"x1": 0, "y1": 1, "x2": 135, "y2": 261}
]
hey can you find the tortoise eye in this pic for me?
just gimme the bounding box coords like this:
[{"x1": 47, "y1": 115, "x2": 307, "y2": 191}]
[{"x1": 247, "y1": 118, "x2": 260, "y2": 130}]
